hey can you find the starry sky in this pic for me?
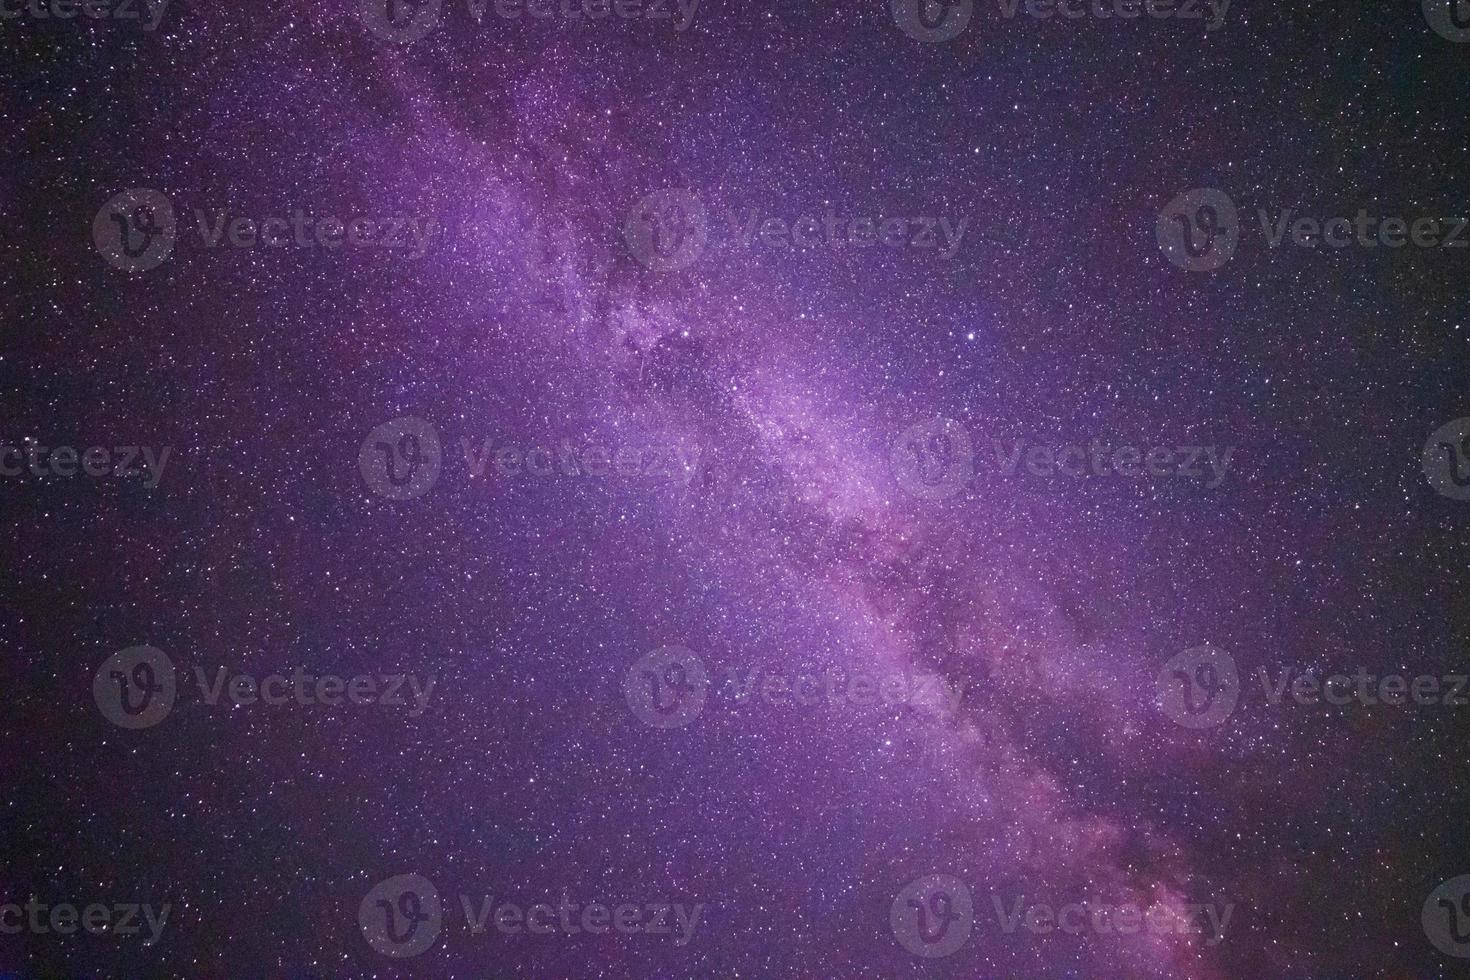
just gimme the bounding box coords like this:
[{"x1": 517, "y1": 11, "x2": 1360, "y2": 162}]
[{"x1": 4, "y1": 0, "x2": 1470, "y2": 977}]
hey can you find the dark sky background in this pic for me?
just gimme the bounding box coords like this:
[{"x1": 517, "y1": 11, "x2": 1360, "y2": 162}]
[{"x1": 4, "y1": 0, "x2": 1470, "y2": 976}]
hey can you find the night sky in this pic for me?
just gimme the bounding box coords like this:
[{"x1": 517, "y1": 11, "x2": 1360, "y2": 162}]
[{"x1": 4, "y1": 0, "x2": 1470, "y2": 976}]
